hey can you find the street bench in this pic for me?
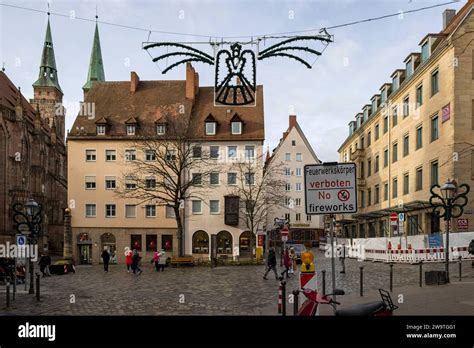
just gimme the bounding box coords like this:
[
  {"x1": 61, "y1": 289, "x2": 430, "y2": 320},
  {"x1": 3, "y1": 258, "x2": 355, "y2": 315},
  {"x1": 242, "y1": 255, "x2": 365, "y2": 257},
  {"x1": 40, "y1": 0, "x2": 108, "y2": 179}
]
[{"x1": 170, "y1": 256, "x2": 194, "y2": 267}]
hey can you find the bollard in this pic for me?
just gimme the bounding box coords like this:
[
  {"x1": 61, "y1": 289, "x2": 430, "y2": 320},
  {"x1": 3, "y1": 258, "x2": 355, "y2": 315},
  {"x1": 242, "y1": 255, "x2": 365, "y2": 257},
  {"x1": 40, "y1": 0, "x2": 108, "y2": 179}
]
[
  {"x1": 281, "y1": 280, "x2": 287, "y2": 316},
  {"x1": 6, "y1": 279, "x2": 10, "y2": 309},
  {"x1": 389, "y1": 263, "x2": 393, "y2": 292},
  {"x1": 278, "y1": 281, "x2": 282, "y2": 314},
  {"x1": 322, "y1": 270, "x2": 326, "y2": 296},
  {"x1": 293, "y1": 290, "x2": 299, "y2": 316},
  {"x1": 419, "y1": 261, "x2": 423, "y2": 287},
  {"x1": 459, "y1": 256, "x2": 462, "y2": 282},
  {"x1": 359, "y1": 266, "x2": 364, "y2": 297},
  {"x1": 35, "y1": 273, "x2": 40, "y2": 302}
]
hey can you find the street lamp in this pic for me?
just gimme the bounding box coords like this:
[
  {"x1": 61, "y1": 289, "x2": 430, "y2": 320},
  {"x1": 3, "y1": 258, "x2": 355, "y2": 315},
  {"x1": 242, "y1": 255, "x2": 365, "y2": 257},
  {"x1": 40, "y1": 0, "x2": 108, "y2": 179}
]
[
  {"x1": 429, "y1": 179, "x2": 470, "y2": 283},
  {"x1": 13, "y1": 198, "x2": 43, "y2": 294}
]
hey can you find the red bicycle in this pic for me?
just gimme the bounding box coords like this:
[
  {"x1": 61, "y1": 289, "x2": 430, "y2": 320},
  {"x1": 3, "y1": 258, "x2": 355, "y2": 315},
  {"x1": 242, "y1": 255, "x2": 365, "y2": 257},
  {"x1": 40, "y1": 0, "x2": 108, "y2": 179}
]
[{"x1": 297, "y1": 288, "x2": 398, "y2": 316}]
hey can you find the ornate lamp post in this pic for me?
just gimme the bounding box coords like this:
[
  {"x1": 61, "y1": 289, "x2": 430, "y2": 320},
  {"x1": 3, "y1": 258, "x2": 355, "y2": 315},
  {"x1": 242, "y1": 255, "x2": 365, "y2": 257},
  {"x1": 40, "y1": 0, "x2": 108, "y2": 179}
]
[
  {"x1": 429, "y1": 179, "x2": 469, "y2": 283},
  {"x1": 13, "y1": 198, "x2": 42, "y2": 294}
]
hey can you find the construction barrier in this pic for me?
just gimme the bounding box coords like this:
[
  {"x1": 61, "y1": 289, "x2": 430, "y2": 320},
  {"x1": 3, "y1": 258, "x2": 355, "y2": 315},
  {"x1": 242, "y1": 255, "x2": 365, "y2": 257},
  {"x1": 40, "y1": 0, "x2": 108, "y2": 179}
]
[{"x1": 362, "y1": 246, "x2": 474, "y2": 263}]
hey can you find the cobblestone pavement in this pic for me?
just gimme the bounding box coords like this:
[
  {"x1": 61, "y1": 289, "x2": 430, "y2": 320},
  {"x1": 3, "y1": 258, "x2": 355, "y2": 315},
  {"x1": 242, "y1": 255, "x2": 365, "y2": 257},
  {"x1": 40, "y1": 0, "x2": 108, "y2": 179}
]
[{"x1": 1, "y1": 250, "x2": 473, "y2": 315}]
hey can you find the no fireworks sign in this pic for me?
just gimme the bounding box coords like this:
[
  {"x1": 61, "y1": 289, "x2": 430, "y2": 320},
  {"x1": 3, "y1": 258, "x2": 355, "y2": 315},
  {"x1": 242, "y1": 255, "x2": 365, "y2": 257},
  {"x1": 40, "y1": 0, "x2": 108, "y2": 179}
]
[{"x1": 304, "y1": 163, "x2": 358, "y2": 215}]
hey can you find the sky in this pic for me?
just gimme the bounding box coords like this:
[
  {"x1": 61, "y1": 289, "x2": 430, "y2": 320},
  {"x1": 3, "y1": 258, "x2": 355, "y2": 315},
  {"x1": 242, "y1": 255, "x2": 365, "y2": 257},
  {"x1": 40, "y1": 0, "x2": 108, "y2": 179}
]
[{"x1": 0, "y1": 0, "x2": 466, "y2": 161}]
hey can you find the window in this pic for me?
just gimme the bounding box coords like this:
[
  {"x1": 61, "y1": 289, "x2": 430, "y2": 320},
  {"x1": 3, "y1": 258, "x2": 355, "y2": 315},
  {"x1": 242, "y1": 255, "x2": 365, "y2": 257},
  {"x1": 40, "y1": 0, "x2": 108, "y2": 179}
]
[
  {"x1": 210, "y1": 200, "x2": 220, "y2": 214},
  {"x1": 192, "y1": 173, "x2": 202, "y2": 185},
  {"x1": 245, "y1": 146, "x2": 255, "y2": 159},
  {"x1": 144, "y1": 150, "x2": 156, "y2": 161},
  {"x1": 156, "y1": 124, "x2": 166, "y2": 135},
  {"x1": 85, "y1": 176, "x2": 96, "y2": 190},
  {"x1": 406, "y1": 58, "x2": 413, "y2": 78},
  {"x1": 360, "y1": 191, "x2": 365, "y2": 208},
  {"x1": 231, "y1": 122, "x2": 242, "y2": 134},
  {"x1": 105, "y1": 150, "x2": 116, "y2": 161},
  {"x1": 383, "y1": 149, "x2": 388, "y2": 168},
  {"x1": 145, "y1": 177, "x2": 156, "y2": 190},
  {"x1": 145, "y1": 205, "x2": 156, "y2": 217},
  {"x1": 85, "y1": 204, "x2": 96, "y2": 218},
  {"x1": 306, "y1": 215, "x2": 312, "y2": 222},
  {"x1": 292, "y1": 140, "x2": 296, "y2": 146},
  {"x1": 125, "y1": 205, "x2": 136, "y2": 218},
  {"x1": 368, "y1": 188, "x2": 372, "y2": 206},
  {"x1": 193, "y1": 146, "x2": 202, "y2": 158},
  {"x1": 245, "y1": 172, "x2": 255, "y2": 185},
  {"x1": 192, "y1": 200, "x2": 202, "y2": 214},
  {"x1": 96, "y1": 125, "x2": 105, "y2": 135},
  {"x1": 224, "y1": 196, "x2": 239, "y2": 225},
  {"x1": 295, "y1": 183, "x2": 302, "y2": 191},
  {"x1": 166, "y1": 206, "x2": 175, "y2": 218},
  {"x1": 383, "y1": 116, "x2": 388, "y2": 133},
  {"x1": 166, "y1": 150, "x2": 176, "y2": 161},
  {"x1": 296, "y1": 153, "x2": 302, "y2": 161},
  {"x1": 392, "y1": 106, "x2": 398, "y2": 127},
  {"x1": 228, "y1": 146, "x2": 237, "y2": 159},
  {"x1": 431, "y1": 161, "x2": 439, "y2": 186},
  {"x1": 205, "y1": 122, "x2": 216, "y2": 135},
  {"x1": 284, "y1": 213, "x2": 290, "y2": 222},
  {"x1": 367, "y1": 131, "x2": 371, "y2": 146},
  {"x1": 416, "y1": 126, "x2": 423, "y2": 150},
  {"x1": 403, "y1": 173, "x2": 409, "y2": 194},
  {"x1": 131, "y1": 235, "x2": 142, "y2": 251},
  {"x1": 125, "y1": 176, "x2": 137, "y2": 190},
  {"x1": 126, "y1": 125, "x2": 136, "y2": 135},
  {"x1": 431, "y1": 70, "x2": 439, "y2": 96},
  {"x1": 408, "y1": 215, "x2": 419, "y2": 236},
  {"x1": 384, "y1": 182, "x2": 389, "y2": 201},
  {"x1": 296, "y1": 168, "x2": 302, "y2": 176},
  {"x1": 105, "y1": 176, "x2": 116, "y2": 189},
  {"x1": 296, "y1": 213, "x2": 301, "y2": 222},
  {"x1": 375, "y1": 185, "x2": 380, "y2": 204},
  {"x1": 403, "y1": 96, "x2": 410, "y2": 117},
  {"x1": 284, "y1": 197, "x2": 290, "y2": 206},
  {"x1": 285, "y1": 183, "x2": 291, "y2": 191},
  {"x1": 416, "y1": 167, "x2": 423, "y2": 191},
  {"x1": 146, "y1": 235, "x2": 157, "y2": 252},
  {"x1": 392, "y1": 75, "x2": 399, "y2": 92},
  {"x1": 421, "y1": 41, "x2": 429, "y2": 62},
  {"x1": 392, "y1": 178, "x2": 398, "y2": 198},
  {"x1": 367, "y1": 159, "x2": 372, "y2": 177},
  {"x1": 403, "y1": 134, "x2": 409, "y2": 156},
  {"x1": 392, "y1": 142, "x2": 398, "y2": 163},
  {"x1": 105, "y1": 204, "x2": 116, "y2": 218},
  {"x1": 125, "y1": 149, "x2": 136, "y2": 161},
  {"x1": 86, "y1": 150, "x2": 96, "y2": 161},
  {"x1": 295, "y1": 198, "x2": 301, "y2": 206},
  {"x1": 210, "y1": 172, "x2": 219, "y2": 185},
  {"x1": 227, "y1": 173, "x2": 237, "y2": 185},
  {"x1": 285, "y1": 153, "x2": 291, "y2": 161},
  {"x1": 431, "y1": 114, "x2": 439, "y2": 141},
  {"x1": 375, "y1": 124, "x2": 379, "y2": 140},
  {"x1": 375, "y1": 155, "x2": 379, "y2": 173},
  {"x1": 162, "y1": 235, "x2": 173, "y2": 251},
  {"x1": 416, "y1": 84, "x2": 423, "y2": 108},
  {"x1": 361, "y1": 136, "x2": 365, "y2": 149},
  {"x1": 210, "y1": 146, "x2": 219, "y2": 159},
  {"x1": 284, "y1": 168, "x2": 291, "y2": 176},
  {"x1": 371, "y1": 99, "x2": 377, "y2": 114}
]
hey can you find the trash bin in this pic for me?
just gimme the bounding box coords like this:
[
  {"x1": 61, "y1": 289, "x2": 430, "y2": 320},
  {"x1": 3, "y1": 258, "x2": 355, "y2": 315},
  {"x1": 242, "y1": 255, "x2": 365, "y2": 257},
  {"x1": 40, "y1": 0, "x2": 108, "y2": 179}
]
[{"x1": 425, "y1": 271, "x2": 448, "y2": 285}]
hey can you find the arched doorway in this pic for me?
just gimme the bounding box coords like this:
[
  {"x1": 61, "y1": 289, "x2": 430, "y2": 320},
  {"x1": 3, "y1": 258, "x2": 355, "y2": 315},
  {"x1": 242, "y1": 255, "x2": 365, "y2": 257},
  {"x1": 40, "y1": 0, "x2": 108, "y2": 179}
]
[
  {"x1": 77, "y1": 233, "x2": 92, "y2": 264},
  {"x1": 239, "y1": 231, "x2": 252, "y2": 258},
  {"x1": 101, "y1": 233, "x2": 117, "y2": 264},
  {"x1": 192, "y1": 230, "x2": 209, "y2": 254},
  {"x1": 216, "y1": 230, "x2": 233, "y2": 255}
]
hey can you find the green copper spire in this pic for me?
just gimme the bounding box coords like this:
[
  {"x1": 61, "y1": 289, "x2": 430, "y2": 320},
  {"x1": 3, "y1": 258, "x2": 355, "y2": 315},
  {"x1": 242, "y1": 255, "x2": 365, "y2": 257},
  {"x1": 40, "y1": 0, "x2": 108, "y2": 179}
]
[
  {"x1": 83, "y1": 21, "x2": 105, "y2": 90},
  {"x1": 33, "y1": 17, "x2": 62, "y2": 93}
]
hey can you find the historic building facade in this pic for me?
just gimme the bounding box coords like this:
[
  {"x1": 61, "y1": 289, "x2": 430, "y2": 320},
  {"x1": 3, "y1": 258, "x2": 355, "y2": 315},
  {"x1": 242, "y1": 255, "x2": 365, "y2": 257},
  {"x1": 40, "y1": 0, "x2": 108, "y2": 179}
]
[
  {"x1": 337, "y1": 4, "x2": 474, "y2": 238},
  {"x1": 266, "y1": 115, "x2": 324, "y2": 246},
  {"x1": 0, "y1": 16, "x2": 67, "y2": 254}
]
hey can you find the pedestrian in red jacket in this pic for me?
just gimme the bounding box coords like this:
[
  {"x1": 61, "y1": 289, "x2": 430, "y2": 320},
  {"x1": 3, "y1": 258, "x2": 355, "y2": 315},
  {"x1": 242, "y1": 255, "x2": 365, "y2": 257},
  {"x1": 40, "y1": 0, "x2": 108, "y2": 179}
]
[
  {"x1": 124, "y1": 247, "x2": 133, "y2": 272},
  {"x1": 280, "y1": 247, "x2": 291, "y2": 279}
]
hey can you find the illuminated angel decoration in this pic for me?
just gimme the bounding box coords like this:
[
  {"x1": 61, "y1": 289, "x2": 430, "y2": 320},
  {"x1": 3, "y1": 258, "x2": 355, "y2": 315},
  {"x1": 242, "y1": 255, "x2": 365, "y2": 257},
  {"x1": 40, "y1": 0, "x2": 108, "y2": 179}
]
[{"x1": 143, "y1": 34, "x2": 332, "y2": 106}]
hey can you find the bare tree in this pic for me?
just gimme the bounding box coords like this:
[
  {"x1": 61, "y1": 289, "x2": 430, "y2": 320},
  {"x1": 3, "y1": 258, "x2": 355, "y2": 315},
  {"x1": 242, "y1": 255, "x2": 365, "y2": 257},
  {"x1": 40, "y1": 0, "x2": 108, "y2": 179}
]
[
  {"x1": 229, "y1": 153, "x2": 287, "y2": 259},
  {"x1": 115, "y1": 110, "x2": 216, "y2": 256}
]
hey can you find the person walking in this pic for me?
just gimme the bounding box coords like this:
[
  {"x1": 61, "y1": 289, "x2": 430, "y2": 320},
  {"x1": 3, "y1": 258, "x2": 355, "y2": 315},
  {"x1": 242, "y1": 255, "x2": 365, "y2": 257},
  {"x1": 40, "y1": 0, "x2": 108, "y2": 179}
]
[
  {"x1": 340, "y1": 243, "x2": 346, "y2": 274},
  {"x1": 468, "y1": 239, "x2": 474, "y2": 268},
  {"x1": 152, "y1": 250, "x2": 160, "y2": 272},
  {"x1": 280, "y1": 247, "x2": 291, "y2": 279},
  {"x1": 38, "y1": 254, "x2": 48, "y2": 277},
  {"x1": 124, "y1": 247, "x2": 133, "y2": 272},
  {"x1": 289, "y1": 247, "x2": 296, "y2": 274},
  {"x1": 263, "y1": 247, "x2": 279, "y2": 280},
  {"x1": 101, "y1": 248, "x2": 110, "y2": 272},
  {"x1": 132, "y1": 249, "x2": 142, "y2": 275},
  {"x1": 158, "y1": 249, "x2": 167, "y2": 272}
]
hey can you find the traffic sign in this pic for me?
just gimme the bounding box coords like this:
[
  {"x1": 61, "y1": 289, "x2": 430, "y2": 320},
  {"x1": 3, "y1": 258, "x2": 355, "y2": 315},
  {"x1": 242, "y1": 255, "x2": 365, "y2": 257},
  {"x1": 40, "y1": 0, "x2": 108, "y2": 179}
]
[
  {"x1": 304, "y1": 162, "x2": 357, "y2": 215},
  {"x1": 16, "y1": 234, "x2": 26, "y2": 246},
  {"x1": 399, "y1": 213, "x2": 405, "y2": 222},
  {"x1": 457, "y1": 218, "x2": 468, "y2": 230},
  {"x1": 390, "y1": 213, "x2": 398, "y2": 226},
  {"x1": 280, "y1": 227, "x2": 289, "y2": 236},
  {"x1": 281, "y1": 235, "x2": 288, "y2": 242}
]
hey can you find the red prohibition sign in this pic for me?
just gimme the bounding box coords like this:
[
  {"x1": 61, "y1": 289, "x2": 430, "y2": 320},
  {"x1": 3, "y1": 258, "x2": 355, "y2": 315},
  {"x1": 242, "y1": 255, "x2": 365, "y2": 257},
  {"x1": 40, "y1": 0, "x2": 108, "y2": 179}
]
[{"x1": 337, "y1": 189, "x2": 350, "y2": 202}]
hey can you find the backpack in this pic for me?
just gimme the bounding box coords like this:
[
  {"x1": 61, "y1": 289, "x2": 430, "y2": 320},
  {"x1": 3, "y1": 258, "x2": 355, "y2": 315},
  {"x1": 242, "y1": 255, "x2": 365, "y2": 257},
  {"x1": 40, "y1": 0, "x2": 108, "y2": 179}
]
[{"x1": 468, "y1": 240, "x2": 474, "y2": 254}]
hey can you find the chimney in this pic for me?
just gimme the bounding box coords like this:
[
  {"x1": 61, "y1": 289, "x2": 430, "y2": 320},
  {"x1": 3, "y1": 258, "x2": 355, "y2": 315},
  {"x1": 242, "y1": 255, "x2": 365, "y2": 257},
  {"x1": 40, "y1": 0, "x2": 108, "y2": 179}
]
[
  {"x1": 186, "y1": 63, "x2": 195, "y2": 100},
  {"x1": 130, "y1": 71, "x2": 140, "y2": 93},
  {"x1": 194, "y1": 71, "x2": 199, "y2": 96},
  {"x1": 443, "y1": 9, "x2": 456, "y2": 29},
  {"x1": 289, "y1": 115, "x2": 297, "y2": 129}
]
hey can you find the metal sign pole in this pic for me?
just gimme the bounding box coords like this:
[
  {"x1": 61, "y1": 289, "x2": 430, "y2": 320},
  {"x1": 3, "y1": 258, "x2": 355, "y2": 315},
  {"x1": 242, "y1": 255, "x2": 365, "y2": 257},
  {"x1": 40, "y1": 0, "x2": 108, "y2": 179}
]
[{"x1": 330, "y1": 214, "x2": 336, "y2": 310}]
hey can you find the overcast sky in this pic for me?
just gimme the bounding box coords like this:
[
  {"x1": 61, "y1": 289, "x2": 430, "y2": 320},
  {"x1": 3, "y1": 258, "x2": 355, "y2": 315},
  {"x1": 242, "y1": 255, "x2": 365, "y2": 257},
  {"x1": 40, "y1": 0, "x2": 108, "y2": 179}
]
[{"x1": 0, "y1": 0, "x2": 466, "y2": 161}]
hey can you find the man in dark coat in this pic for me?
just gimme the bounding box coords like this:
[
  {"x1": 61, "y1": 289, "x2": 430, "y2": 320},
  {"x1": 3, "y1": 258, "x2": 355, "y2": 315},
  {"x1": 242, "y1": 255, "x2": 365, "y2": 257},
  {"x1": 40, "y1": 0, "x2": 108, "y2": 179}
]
[
  {"x1": 263, "y1": 247, "x2": 279, "y2": 280},
  {"x1": 101, "y1": 248, "x2": 110, "y2": 272},
  {"x1": 468, "y1": 239, "x2": 474, "y2": 268}
]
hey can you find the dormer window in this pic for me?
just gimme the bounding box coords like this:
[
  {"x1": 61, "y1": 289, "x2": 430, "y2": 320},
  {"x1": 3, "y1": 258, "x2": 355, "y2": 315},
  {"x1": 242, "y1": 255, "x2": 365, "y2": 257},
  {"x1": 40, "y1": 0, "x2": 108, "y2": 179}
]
[
  {"x1": 392, "y1": 75, "x2": 399, "y2": 92},
  {"x1": 97, "y1": 125, "x2": 106, "y2": 135},
  {"x1": 421, "y1": 41, "x2": 429, "y2": 62},
  {"x1": 127, "y1": 125, "x2": 136, "y2": 135},
  {"x1": 156, "y1": 124, "x2": 166, "y2": 135},
  {"x1": 406, "y1": 58, "x2": 414, "y2": 78},
  {"x1": 204, "y1": 113, "x2": 218, "y2": 135},
  {"x1": 231, "y1": 122, "x2": 242, "y2": 134}
]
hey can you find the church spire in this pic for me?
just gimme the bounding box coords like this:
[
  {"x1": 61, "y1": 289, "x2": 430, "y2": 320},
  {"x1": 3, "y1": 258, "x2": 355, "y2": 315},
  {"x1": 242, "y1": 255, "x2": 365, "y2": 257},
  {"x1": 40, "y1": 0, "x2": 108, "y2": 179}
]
[
  {"x1": 33, "y1": 14, "x2": 62, "y2": 93},
  {"x1": 83, "y1": 16, "x2": 105, "y2": 92}
]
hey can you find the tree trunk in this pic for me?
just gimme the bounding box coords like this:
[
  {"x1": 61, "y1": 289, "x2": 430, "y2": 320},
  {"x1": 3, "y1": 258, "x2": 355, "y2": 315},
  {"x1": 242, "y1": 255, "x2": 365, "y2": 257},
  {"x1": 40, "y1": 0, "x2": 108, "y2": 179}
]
[{"x1": 175, "y1": 207, "x2": 184, "y2": 257}]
